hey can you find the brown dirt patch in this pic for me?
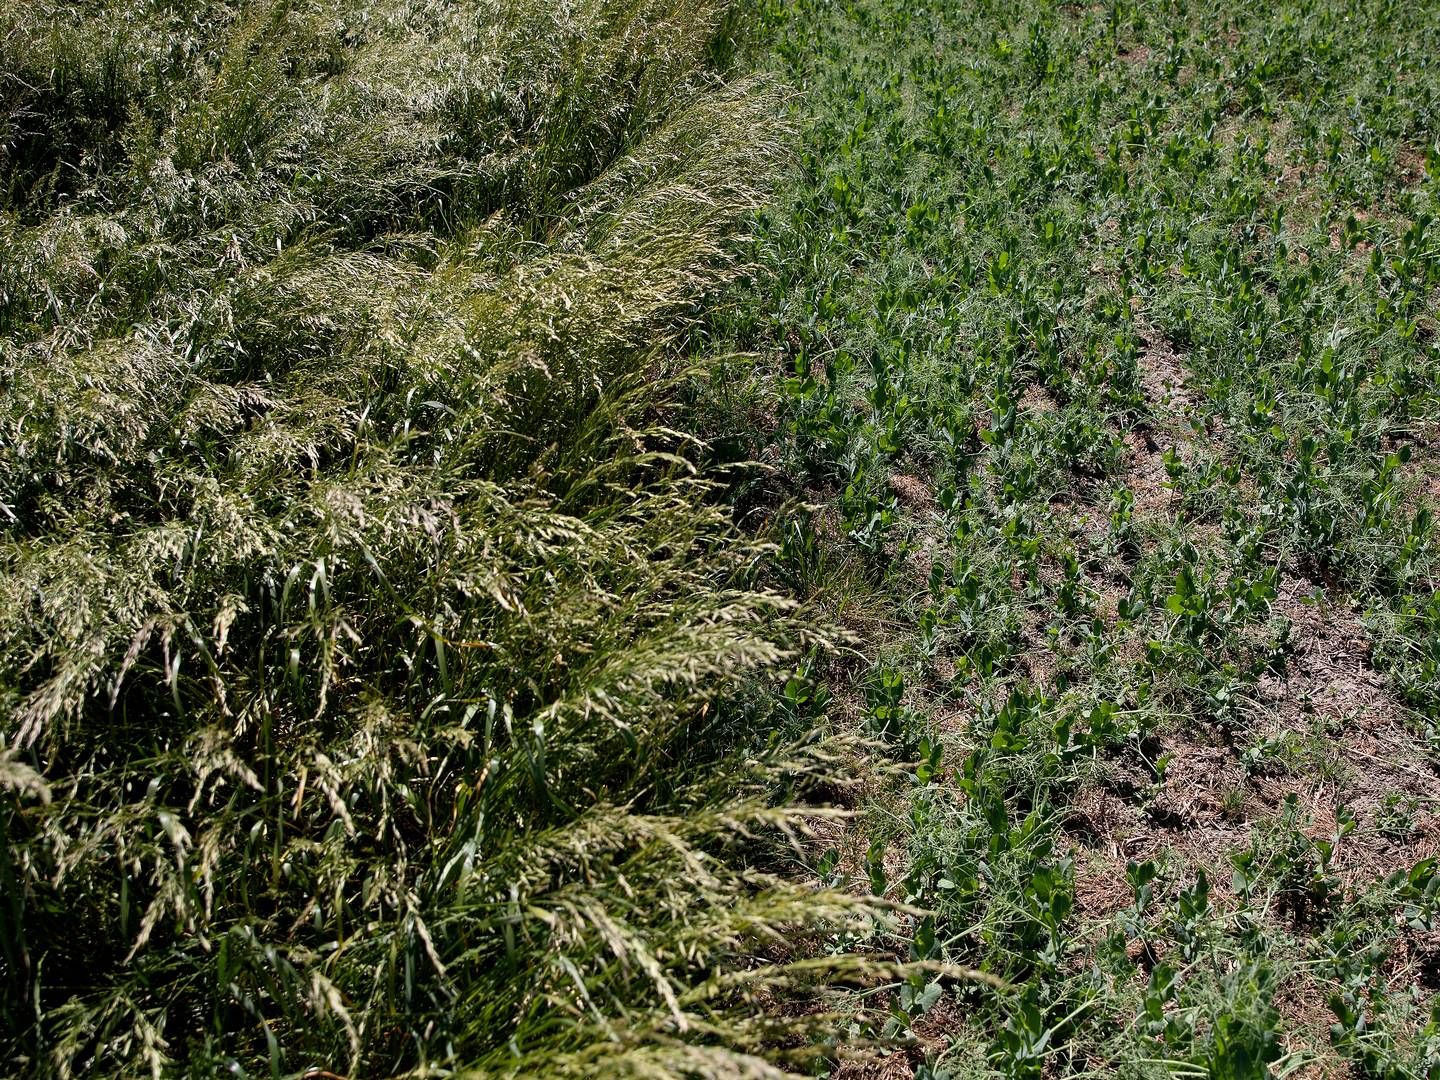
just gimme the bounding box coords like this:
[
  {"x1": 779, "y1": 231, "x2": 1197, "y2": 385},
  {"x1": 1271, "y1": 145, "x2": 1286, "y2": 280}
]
[
  {"x1": 831, "y1": 1051, "x2": 917, "y2": 1080},
  {"x1": 829, "y1": 994, "x2": 970, "y2": 1080},
  {"x1": 1250, "y1": 576, "x2": 1440, "y2": 882},
  {"x1": 1119, "y1": 328, "x2": 1197, "y2": 516},
  {"x1": 1122, "y1": 430, "x2": 1177, "y2": 517},
  {"x1": 1072, "y1": 573, "x2": 1439, "y2": 889},
  {"x1": 1019, "y1": 382, "x2": 1059, "y2": 415},
  {"x1": 1136, "y1": 329, "x2": 1196, "y2": 419},
  {"x1": 1146, "y1": 735, "x2": 1249, "y2": 832},
  {"x1": 1070, "y1": 835, "x2": 1135, "y2": 919},
  {"x1": 888, "y1": 473, "x2": 934, "y2": 511},
  {"x1": 1273, "y1": 974, "x2": 1349, "y2": 1077},
  {"x1": 1384, "y1": 928, "x2": 1440, "y2": 995},
  {"x1": 1398, "y1": 146, "x2": 1431, "y2": 187}
]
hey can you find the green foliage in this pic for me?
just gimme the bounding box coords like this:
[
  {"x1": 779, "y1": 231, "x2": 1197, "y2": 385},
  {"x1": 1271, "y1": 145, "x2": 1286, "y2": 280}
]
[
  {"x1": 701, "y1": 0, "x2": 1440, "y2": 1071},
  {"x1": 0, "y1": 1, "x2": 894, "y2": 1076}
]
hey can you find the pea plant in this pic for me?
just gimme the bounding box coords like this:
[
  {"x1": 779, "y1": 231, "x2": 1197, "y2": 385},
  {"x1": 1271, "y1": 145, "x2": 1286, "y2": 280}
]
[{"x1": 708, "y1": 0, "x2": 1440, "y2": 1070}]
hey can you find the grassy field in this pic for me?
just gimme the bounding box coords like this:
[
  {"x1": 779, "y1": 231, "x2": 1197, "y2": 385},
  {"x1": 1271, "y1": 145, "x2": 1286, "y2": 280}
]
[
  {"x1": 0, "y1": 1, "x2": 906, "y2": 1076},
  {"x1": 699, "y1": 0, "x2": 1440, "y2": 1075},
  {"x1": 4, "y1": 0, "x2": 1440, "y2": 1076}
]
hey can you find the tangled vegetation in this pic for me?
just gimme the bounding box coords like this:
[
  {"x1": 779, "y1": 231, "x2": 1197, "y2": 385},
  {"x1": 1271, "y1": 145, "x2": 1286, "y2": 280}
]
[
  {"x1": 702, "y1": 0, "x2": 1440, "y2": 1074},
  {"x1": 0, "y1": 1, "x2": 906, "y2": 1075},
  {"x1": 8, "y1": 0, "x2": 1440, "y2": 1076}
]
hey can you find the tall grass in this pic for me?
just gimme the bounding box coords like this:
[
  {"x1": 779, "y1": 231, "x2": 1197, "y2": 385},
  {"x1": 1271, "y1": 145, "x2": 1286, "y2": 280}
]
[{"x1": 0, "y1": 1, "x2": 883, "y2": 1074}]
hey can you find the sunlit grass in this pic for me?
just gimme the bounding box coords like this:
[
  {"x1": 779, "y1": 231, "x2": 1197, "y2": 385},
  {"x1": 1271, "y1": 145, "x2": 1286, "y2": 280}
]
[{"x1": 0, "y1": 1, "x2": 900, "y2": 1075}]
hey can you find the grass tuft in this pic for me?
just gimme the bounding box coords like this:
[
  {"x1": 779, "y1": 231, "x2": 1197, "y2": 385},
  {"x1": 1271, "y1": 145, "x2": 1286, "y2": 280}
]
[{"x1": 0, "y1": 1, "x2": 898, "y2": 1075}]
